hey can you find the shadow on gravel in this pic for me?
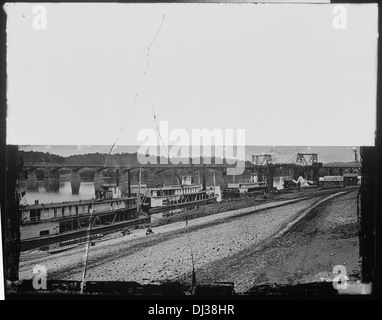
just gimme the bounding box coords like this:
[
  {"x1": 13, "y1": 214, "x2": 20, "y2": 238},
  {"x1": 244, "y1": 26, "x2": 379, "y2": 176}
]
[
  {"x1": 6, "y1": 279, "x2": 234, "y2": 297},
  {"x1": 6, "y1": 279, "x2": 342, "y2": 298}
]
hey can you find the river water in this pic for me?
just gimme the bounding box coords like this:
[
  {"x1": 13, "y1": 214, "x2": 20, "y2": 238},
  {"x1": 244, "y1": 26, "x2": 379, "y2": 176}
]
[
  {"x1": 20, "y1": 176, "x2": 290, "y2": 205},
  {"x1": 20, "y1": 181, "x2": 96, "y2": 205}
]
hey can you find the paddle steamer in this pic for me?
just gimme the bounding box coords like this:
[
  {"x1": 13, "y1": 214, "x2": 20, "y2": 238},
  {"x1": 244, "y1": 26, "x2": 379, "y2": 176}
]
[{"x1": 19, "y1": 185, "x2": 149, "y2": 251}]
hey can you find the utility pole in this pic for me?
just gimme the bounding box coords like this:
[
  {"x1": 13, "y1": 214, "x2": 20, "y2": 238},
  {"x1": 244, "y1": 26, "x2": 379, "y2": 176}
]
[
  {"x1": 202, "y1": 164, "x2": 207, "y2": 191},
  {"x1": 213, "y1": 169, "x2": 216, "y2": 193},
  {"x1": 80, "y1": 198, "x2": 95, "y2": 294},
  {"x1": 353, "y1": 147, "x2": 359, "y2": 163},
  {"x1": 128, "y1": 169, "x2": 131, "y2": 198},
  {"x1": 137, "y1": 167, "x2": 141, "y2": 215}
]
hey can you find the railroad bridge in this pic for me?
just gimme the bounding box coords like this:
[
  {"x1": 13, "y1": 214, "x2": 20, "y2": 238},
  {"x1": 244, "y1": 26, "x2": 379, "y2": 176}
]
[
  {"x1": 321, "y1": 163, "x2": 362, "y2": 175},
  {"x1": 21, "y1": 163, "x2": 238, "y2": 196},
  {"x1": 20, "y1": 153, "x2": 361, "y2": 195}
]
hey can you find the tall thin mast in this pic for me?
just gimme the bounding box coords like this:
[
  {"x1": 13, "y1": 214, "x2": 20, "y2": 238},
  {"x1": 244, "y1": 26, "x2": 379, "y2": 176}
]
[{"x1": 137, "y1": 166, "x2": 141, "y2": 215}]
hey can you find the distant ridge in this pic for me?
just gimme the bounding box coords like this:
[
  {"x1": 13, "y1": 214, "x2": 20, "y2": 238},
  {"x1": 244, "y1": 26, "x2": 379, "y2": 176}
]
[{"x1": 18, "y1": 145, "x2": 360, "y2": 164}]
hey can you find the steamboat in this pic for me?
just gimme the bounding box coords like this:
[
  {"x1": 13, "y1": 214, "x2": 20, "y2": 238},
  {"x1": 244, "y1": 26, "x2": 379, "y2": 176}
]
[
  {"x1": 19, "y1": 184, "x2": 148, "y2": 252},
  {"x1": 142, "y1": 183, "x2": 218, "y2": 215},
  {"x1": 19, "y1": 180, "x2": 218, "y2": 251}
]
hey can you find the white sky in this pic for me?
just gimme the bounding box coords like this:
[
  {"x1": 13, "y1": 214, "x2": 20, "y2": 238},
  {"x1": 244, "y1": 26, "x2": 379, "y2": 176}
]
[{"x1": 5, "y1": 3, "x2": 378, "y2": 146}]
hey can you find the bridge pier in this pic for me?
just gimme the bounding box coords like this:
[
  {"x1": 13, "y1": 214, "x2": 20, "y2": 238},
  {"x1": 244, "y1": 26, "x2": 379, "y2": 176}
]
[
  {"x1": 304, "y1": 169, "x2": 312, "y2": 181},
  {"x1": 266, "y1": 165, "x2": 275, "y2": 188},
  {"x1": 70, "y1": 169, "x2": 81, "y2": 194},
  {"x1": 149, "y1": 170, "x2": 160, "y2": 187},
  {"x1": 116, "y1": 169, "x2": 120, "y2": 187},
  {"x1": 145, "y1": 171, "x2": 156, "y2": 188},
  {"x1": 313, "y1": 166, "x2": 319, "y2": 183},
  {"x1": 120, "y1": 170, "x2": 131, "y2": 197},
  {"x1": 26, "y1": 169, "x2": 37, "y2": 190},
  {"x1": 136, "y1": 168, "x2": 151, "y2": 188},
  {"x1": 43, "y1": 169, "x2": 49, "y2": 190},
  {"x1": 293, "y1": 167, "x2": 303, "y2": 180},
  {"x1": 190, "y1": 159, "x2": 195, "y2": 184},
  {"x1": 196, "y1": 170, "x2": 201, "y2": 185},
  {"x1": 219, "y1": 170, "x2": 229, "y2": 194},
  {"x1": 94, "y1": 169, "x2": 103, "y2": 195},
  {"x1": 253, "y1": 169, "x2": 261, "y2": 183},
  {"x1": 44, "y1": 169, "x2": 60, "y2": 192}
]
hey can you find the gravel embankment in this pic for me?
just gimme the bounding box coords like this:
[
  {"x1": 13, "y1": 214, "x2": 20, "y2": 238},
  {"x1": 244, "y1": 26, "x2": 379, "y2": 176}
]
[
  {"x1": 190, "y1": 190, "x2": 359, "y2": 293},
  {"x1": 19, "y1": 196, "x2": 323, "y2": 283}
]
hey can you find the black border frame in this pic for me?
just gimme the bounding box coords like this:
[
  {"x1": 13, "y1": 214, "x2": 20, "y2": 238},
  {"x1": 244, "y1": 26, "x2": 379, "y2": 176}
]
[{"x1": 0, "y1": 1, "x2": 380, "y2": 304}]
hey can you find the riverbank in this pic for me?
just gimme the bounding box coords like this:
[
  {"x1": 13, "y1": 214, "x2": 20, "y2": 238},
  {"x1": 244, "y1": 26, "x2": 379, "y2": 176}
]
[{"x1": 19, "y1": 190, "x2": 355, "y2": 288}]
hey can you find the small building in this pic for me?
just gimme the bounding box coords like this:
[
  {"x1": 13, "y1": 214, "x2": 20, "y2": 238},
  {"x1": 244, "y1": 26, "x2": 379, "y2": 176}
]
[
  {"x1": 323, "y1": 176, "x2": 344, "y2": 188},
  {"x1": 343, "y1": 173, "x2": 359, "y2": 186}
]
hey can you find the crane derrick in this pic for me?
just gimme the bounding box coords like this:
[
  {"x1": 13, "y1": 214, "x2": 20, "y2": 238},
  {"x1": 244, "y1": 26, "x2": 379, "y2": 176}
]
[
  {"x1": 295, "y1": 153, "x2": 318, "y2": 167},
  {"x1": 251, "y1": 154, "x2": 275, "y2": 187},
  {"x1": 252, "y1": 154, "x2": 273, "y2": 166}
]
